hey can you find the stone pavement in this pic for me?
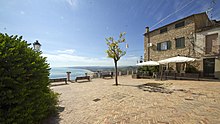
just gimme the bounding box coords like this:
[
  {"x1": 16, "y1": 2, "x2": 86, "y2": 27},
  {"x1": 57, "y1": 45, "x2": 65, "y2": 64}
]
[{"x1": 50, "y1": 76, "x2": 220, "y2": 124}]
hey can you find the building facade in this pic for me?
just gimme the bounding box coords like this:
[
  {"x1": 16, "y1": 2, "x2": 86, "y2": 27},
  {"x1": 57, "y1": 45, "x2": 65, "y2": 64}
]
[
  {"x1": 144, "y1": 12, "x2": 220, "y2": 79},
  {"x1": 196, "y1": 25, "x2": 220, "y2": 78}
]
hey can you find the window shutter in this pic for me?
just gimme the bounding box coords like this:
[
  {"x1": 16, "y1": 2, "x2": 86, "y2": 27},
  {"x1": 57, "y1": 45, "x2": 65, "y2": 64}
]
[
  {"x1": 176, "y1": 40, "x2": 179, "y2": 48},
  {"x1": 175, "y1": 21, "x2": 185, "y2": 28},
  {"x1": 182, "y1": 37, "x2": 185, "y2": 47},
  {"x1": 160, "y1": 28, "x2": 167, "y2": 34},
  {"x1": 167, "y1": 41, "x2": 171, "y2": 49},
  {"x1": 176, "y1": 37, "x2": 185, "y2": 48},
  {"x1": 157, "y1": 43, "x2": 161, "y2": 51}
]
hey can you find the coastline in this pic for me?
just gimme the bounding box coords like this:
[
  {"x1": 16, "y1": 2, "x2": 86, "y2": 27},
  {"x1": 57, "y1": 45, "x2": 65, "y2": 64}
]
[
  {"x1": 49, "y1": 66, "x2": 137, "y2": 80},
  {"x1": 49, "y1": 67, "x2": 94, "y2": 80}
]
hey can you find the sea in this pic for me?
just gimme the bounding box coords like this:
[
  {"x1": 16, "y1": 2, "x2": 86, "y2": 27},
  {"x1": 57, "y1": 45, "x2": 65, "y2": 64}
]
[
  {"x1": 49, "y1": 66, "x2": 136, "y2": 79},
  {"x1": 49, "y1": 67, "x2": 93, "y2": 80}
]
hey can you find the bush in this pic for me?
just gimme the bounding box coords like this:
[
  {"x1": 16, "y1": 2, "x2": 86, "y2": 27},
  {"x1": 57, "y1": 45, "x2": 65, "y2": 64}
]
[
  {"x1": 185, "y1": 64, "x2": 199, "y2": 73},
  {"x1": 0, "y1": 33, "x2": 58, "y2": 123},
  {"x1": 138, "y1": 66, "x2": 159, "y2": 75}
]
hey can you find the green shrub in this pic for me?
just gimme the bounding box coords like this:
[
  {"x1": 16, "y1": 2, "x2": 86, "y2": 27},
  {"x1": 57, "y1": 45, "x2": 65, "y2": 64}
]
[
  {"x1": 0, "y1": 33, "x2": 58, "y2": 123},
  {"x1": 138, "y1": 66, "x2": 159, "y2": 75},
  {"x1": 185, "y1": 64, "x2": 199, "y2": 73}
]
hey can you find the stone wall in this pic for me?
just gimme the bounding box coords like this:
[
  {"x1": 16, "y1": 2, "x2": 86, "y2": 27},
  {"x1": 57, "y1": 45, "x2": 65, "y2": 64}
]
[
  {"x1": 144, "y1": 17, "x2": 201, "y2": 61},
  {"x1": 215, "y1": 59, "x2": 220, "y2": 79},
  {"x1": 196, "y1": 27, "x2": 220, "y2": 75},
  {"x1": 143, "y1": 13, "x2": 219, "y2": 72},
  {"x1": 196, "y1": 27, "x2": 220, "y2": 56},
  {"x1": 194, "y1": 13, "x2": 212, "y2": 29}
]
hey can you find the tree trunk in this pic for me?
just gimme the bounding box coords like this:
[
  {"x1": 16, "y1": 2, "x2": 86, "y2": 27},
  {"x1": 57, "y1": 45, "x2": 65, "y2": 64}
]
[{"x1": 114, "y1": 59, "x2": 118, "y2": 85}]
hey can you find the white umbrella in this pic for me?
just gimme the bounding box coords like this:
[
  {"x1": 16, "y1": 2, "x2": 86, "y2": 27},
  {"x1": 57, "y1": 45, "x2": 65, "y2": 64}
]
[
  {"x1": 158, "y1": 56, "x2": 196, "y2": 64},
  {"x1": 136, "y1": 61, "x2": 160, "y2": 66}
]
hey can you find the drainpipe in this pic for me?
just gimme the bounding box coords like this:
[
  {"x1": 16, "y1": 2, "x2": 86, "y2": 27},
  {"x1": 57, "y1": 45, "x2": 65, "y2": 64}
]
[{"x1": 146, "y1": 27, "x2": 150, "y2": 61}]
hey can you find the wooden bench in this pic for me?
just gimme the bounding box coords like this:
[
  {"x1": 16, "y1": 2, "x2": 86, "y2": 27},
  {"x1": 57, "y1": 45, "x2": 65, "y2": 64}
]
[
  {"x1": 50, "y1": 78, "x2": 67, "y2": 84},
  {"x1": 75, "y1": 76, "x2": 91, "y2": 82},
  {"x1": 101, "y1": 72, "x2": 113, "y2": 78}
]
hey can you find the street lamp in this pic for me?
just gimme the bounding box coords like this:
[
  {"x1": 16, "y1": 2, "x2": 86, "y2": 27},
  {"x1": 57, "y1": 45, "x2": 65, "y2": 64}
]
[
  {"x1": 140, "y1": 56, "x2": 143, "y2": 63},
  {"x1": 33, "y1": 40, "x2": 41, "y2": 51}
]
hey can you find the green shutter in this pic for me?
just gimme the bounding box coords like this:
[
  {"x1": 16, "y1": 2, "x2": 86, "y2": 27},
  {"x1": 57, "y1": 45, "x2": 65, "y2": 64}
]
[
  {"x1": 176, "y1": 40, "x2": 179, "y2": 48},
  {"x1": 167, "y1": 41, "x2": 171, "y2": 49},
  {"x1": 157, "y1": 43, "x2": 161, "y2": 51},
  {"x1": 176, "y1": 37, "x2": 185, "y2": 48},
  {"x1": 182, "y1": 37, "x2": 185, "y2": 47}
]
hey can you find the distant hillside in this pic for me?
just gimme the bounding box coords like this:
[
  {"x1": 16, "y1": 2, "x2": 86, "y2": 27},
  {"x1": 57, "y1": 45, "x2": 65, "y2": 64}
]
[{"x1": 75, "y1": 66, "x2": 137, "y2": 72}]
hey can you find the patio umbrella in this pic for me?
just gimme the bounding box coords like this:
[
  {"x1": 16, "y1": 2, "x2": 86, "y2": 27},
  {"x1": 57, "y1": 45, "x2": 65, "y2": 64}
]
[
  {"x1": 158, "y1": 56, "x2": 196, "y2": 64},
  {"x1": 136, "y1": 61, "x2": 160, "y2": 66}
]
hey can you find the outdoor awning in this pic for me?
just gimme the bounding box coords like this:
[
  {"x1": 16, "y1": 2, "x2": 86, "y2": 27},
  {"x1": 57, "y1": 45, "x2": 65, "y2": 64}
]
[
  {"x1": 158, "y1": 56, "x2": 197, "y2": 64},
  {"x1": 136, "y1": 61, "x2": 160, "y2": 66}
]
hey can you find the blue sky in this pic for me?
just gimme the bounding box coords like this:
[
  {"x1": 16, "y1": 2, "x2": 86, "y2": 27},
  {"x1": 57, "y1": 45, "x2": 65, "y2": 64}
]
[{"x1": 0, "y1": 0, "x2": 220, "y2": 67}]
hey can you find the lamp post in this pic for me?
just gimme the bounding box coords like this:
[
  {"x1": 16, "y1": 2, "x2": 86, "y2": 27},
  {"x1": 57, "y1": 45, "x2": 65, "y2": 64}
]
[
  {"x1": 33, "y1": 40, "x2": 41, "y2": 51},
  {"x1": 140, "y1": 56, "x2": 143, "y2": 63}
]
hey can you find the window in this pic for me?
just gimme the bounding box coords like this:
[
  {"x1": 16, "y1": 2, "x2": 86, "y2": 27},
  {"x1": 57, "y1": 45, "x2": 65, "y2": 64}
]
[
  {"x1": 157, "y1": 41, "x2": 171, "y2": 51},
  {"x1": 175, "y1": 21, "x2": 185, "y2": 28},
  {"x1": 160, "y1": 28, "x2": 167, "y2": 34},
  {"x1": 161, "y1": 42, "x2": 167, "y2": 50},
  {"x1": 176, "y1": 37, "x2": 185, "y2": 48},
  {"x1": 205, "y1": 33, "x2": 218, "y2": 54}
]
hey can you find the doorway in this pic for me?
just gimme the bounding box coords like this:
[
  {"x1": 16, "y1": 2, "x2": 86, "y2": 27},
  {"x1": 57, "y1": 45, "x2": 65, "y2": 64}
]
[{"x1": 203, "y1": 58, "x2": 215, "y2": 77}]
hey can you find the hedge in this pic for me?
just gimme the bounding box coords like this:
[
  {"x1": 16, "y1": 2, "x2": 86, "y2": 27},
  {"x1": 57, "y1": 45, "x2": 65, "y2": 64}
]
[{"x1": 0, "y1": 33, "x2": 58, "y2": 123}]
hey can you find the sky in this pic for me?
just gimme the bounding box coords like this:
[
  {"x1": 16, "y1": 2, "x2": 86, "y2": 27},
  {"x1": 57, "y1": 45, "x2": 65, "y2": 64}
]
[{"x1": 0, "y1": 0, "x2": 220, "y2": 67}]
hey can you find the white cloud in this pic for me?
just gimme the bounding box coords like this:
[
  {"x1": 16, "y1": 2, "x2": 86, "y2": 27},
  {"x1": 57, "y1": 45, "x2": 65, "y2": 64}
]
[
  {"x1": 57, "y1": 49, "x2": 75, "y2": 54},
  {"x1": 42, "y1": 52, "x2": 138, "y2": 67}
]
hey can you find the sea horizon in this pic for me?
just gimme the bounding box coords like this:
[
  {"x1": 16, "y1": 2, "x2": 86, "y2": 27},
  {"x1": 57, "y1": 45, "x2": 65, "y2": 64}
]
[
  {"x1": 49, "y1": 66, "x2": 137, "y2": 79},
  {"x1": 49, "y1": 67, "x2": 93, "y2": 79}
]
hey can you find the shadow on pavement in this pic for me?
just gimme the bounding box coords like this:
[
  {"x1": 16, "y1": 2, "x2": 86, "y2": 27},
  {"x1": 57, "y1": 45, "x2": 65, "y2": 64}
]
[
  {"x1": 50, "y1": 83, "x2": 69, "y2": 87},
  {"x1": 75, "y1": 80, "x2": 91, "y2": 83},
  {"x1": 42, "y1": 106, "x2": 65, "y2": 124},
  {"x1": 120, "y1": 83, "x2": 173, "y2": 94}
]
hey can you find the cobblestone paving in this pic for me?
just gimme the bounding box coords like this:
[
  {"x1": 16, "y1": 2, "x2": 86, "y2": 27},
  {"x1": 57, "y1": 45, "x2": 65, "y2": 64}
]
[{"x1": 50, "y1": 76, "x2": 220, "y2": 124}]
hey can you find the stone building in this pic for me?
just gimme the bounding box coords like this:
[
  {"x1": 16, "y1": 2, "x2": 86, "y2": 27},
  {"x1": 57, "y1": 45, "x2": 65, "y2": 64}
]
[
  {"x1": 196, "y1": 23, "x2": 220, "y2": 78},
  {"x1": 144, "y1": 12, "x2": 220, "y2": 79}
]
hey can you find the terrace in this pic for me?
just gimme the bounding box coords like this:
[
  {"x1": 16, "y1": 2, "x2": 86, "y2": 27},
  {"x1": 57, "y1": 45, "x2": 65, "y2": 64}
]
[{"x1": 46, "y1": 76, "x2": 220, "y2": 124}]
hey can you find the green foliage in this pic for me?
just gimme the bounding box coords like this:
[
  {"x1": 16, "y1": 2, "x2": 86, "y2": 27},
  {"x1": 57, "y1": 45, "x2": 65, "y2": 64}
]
[
  {"x1": 0, "y1": 33, "x2": 58, "y2": 123},
  {"x1": 106, "y1": 32, "x2": 126, "y2": 61},
  {"x1": 138, "y1": 66, "x2": 159, "y2": 75},
  {"x1": 185, "y1": 64, "x2": 199, "y2": 73}
]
